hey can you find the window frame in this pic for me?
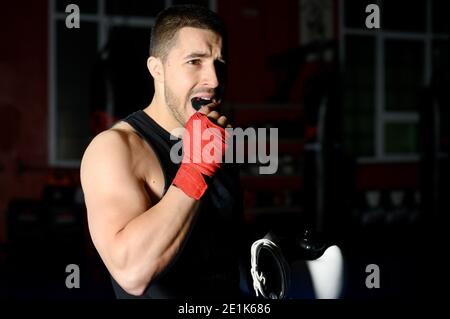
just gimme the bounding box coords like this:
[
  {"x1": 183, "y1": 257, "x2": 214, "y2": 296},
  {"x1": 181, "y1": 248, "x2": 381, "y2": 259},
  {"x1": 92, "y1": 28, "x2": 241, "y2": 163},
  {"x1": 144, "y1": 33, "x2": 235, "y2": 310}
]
[{"x1": 339, "y1": 0, "x2": 448, "y2": 163}]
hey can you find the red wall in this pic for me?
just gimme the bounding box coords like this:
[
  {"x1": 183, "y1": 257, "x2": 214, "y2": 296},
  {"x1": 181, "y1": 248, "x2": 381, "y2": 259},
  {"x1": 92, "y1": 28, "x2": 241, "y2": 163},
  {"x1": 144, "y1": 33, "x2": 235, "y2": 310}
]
[
  {"x1": 356, "y1": 163, "x2": 419, "y2": 191},
  {"x1": 218, "y1": 0, "x2": 299, "y2": 103},
  {"x1": 0, "y1": 1, "x2": 49, "y2": 243}
]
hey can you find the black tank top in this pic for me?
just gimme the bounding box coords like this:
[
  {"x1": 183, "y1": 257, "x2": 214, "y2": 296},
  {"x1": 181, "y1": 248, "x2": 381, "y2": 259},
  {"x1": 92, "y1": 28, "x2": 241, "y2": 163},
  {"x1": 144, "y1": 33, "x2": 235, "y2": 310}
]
[{"x1": 111, "y1": 110, "x2": 243, "y2": 299}]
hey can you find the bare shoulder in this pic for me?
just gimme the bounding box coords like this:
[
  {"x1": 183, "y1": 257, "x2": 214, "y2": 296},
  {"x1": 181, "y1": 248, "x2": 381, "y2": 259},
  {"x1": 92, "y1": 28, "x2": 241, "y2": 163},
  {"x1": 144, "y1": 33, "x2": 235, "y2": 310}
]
[
  {"x1": 81, "y1": 119, "x2": 164, "y2": 207},
  {"x1": 80, "y1": 123, "x2": 149, "y2": 208},
  {"x1": 81, "y1": 121, "x2": 148, "y2": 176},
  {"x1": 82, "y1": 122, "x2": 136, "y2": 163}
]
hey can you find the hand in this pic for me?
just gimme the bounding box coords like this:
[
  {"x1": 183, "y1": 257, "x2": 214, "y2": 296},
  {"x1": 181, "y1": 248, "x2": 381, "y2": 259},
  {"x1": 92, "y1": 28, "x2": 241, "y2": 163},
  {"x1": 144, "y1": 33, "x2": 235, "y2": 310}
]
[{"x1": 172, "y1": 103, "x2": 231, "y2": 200}]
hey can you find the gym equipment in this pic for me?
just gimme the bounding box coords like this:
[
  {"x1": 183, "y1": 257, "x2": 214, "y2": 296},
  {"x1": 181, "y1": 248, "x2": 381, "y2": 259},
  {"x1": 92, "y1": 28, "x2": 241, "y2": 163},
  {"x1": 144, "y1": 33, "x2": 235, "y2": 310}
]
[{"x1": 250, "y1": 229, "x2": 344, "y2": 299}]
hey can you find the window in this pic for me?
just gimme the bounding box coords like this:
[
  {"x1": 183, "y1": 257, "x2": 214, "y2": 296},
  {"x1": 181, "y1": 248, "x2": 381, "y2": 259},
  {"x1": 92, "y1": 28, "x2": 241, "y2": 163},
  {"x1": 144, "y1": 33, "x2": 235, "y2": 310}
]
[
  {"x1": 48, "y1": 0, "x2": 215, "y2": 166},
  {"x1": 340, "y1": 0, "x2": 448, "y2": 161}
]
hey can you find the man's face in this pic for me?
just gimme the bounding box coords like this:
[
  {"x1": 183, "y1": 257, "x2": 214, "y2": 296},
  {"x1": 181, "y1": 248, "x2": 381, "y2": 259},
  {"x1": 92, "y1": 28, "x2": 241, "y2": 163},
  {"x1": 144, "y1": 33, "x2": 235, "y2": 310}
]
[{"x1": 162, "y1": 27, "x2": 225, "y2": 125}]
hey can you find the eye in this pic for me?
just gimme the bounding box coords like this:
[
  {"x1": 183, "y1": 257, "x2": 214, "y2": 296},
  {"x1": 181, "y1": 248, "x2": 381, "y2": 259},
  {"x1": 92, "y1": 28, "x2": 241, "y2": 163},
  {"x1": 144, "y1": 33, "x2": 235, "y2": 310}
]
[{"x1": 187, "y1": 59, "x2": 201, "y2": 65}]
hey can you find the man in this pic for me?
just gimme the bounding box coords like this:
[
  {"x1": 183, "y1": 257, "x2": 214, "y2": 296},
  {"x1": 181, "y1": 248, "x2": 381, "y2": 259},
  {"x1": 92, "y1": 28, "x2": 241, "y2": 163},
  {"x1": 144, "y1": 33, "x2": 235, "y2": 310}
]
[{"x1": 80, "y1": 5, "x2": 244, "y2": 299}]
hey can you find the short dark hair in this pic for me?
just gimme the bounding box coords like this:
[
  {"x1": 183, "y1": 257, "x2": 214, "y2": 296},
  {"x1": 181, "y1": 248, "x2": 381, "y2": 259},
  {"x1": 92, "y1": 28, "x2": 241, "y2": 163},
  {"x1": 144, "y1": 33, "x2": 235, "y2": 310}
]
[{"x1": 149, "y1": 4, "x2": 227, "y2": 61}]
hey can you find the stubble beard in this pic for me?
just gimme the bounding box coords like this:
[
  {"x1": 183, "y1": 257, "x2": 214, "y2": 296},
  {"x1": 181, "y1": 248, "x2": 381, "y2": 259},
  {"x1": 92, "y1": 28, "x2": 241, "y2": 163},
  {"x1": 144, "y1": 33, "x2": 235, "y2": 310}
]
[{"x1": 164, "y1": 82, "x2": 187, "y2": 126}]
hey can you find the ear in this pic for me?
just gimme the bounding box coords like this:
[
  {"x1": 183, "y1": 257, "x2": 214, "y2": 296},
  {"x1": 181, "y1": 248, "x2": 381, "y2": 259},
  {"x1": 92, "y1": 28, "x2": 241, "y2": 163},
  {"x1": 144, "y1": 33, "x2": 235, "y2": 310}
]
[{"x1": 147, "y1": 56, "x2": 164, "y2": 83}]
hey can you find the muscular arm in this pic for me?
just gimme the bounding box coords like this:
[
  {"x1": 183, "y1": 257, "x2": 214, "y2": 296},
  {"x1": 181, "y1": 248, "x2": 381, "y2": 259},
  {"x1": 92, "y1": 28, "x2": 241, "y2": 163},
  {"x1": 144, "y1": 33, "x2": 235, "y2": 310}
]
[{"x1": 80, "y1": 129, "x2": 199, "y2": 296}]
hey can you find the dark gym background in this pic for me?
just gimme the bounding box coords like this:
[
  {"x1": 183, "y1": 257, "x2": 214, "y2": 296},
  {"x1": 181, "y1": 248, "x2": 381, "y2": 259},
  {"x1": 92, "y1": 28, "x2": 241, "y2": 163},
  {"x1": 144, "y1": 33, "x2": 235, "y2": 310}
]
[{"x1": 0, "y1": 0, "x2": 448, "y2": 299}]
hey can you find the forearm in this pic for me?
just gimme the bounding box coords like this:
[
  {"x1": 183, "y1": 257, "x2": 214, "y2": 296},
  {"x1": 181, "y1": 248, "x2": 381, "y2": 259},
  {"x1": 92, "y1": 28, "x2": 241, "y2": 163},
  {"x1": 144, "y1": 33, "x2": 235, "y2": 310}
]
[{"x1": 108, "y1": 185, "x2": 199, "y2": 295}]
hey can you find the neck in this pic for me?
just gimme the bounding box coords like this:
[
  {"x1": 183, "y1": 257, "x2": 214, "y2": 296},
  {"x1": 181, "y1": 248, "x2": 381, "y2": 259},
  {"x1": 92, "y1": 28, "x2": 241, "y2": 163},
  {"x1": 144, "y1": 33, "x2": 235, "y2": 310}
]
[{"x1": 143, "y1": 94, "x2": 183, "y2": 138}]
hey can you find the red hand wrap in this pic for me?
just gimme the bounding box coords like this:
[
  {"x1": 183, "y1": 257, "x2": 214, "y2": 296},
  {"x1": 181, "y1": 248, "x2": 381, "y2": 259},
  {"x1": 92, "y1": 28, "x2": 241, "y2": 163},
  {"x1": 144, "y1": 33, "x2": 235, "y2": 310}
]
[{"x1": 172, "y1": 112, "x2": 230, "y2": 200}]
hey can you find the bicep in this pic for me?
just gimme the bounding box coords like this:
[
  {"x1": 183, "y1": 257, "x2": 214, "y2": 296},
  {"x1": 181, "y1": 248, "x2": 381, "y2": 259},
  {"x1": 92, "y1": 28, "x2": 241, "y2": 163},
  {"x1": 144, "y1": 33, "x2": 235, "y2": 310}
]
[{"x1": 80, "y1": 132, "x2": 151, "y2": 257}]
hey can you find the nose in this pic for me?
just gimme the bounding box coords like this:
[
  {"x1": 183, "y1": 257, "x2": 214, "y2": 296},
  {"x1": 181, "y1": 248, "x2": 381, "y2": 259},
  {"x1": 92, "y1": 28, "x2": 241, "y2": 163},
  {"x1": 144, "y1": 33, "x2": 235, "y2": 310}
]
[{"x1": 201, "y1": 62, "x2": 220, "y2": 89}]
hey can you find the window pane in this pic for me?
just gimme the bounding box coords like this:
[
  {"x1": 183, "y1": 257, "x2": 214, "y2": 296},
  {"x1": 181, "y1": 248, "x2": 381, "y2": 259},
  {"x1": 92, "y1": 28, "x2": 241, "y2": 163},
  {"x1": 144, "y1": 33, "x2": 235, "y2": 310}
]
[
  {"x1": 385, "y1": 40, "x2": 424, "y2": 111},
  {"x1": 432, "y1": 39, "x2": 449, "y2": 154},
  {"x1": 344, "y1": 0, "x2": 378, "y2": 29},
  {"x1": 432, "y1": 0, "x2": 449, "y2": 33},
  {"x1": 106, "y1": 0, "x2": 165, "y2": 17},
  {"x1": 343, "y1": 36, "x2": 375, "y2": 157},
  {"x1": 433, "y1": 40, "x2": 448, "y2": 79},
  {"x1": 95, "y1": 26, "x2": 153, "y2": 119},
  {"x1": 382, "y1": 0, "x2": 426, "y2": 32},
  {"x1": 56, "y1": 21, "x2": 98, "y2": 161},
  {"x1": 56, "y1": 0, "x2": 97, "y2": 14},
  {"x1": 384, "y1": 122, "x2": 418, "y2": 154}
]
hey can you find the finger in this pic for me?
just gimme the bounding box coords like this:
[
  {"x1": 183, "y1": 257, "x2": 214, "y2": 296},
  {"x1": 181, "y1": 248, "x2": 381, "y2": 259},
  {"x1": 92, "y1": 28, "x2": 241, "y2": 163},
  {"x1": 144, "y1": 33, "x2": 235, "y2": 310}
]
[
  {"x1": 197, "y1": 105, "x2": 210, "y2": 115},
  {"x1": 206, "y1": 111, "x2": 220, "y2": 121},
  {"x1": 198, "y1": 102, "x2": 219, "y2": 115},
  {"x1": 216, "y1": 115, "x2": 228, "y2": 127}
]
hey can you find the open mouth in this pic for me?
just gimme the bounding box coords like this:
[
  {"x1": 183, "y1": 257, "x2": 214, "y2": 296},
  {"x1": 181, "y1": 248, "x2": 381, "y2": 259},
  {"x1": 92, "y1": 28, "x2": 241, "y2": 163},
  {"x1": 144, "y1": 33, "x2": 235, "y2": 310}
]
[{"x1": 191, "y1": 97, "x2": 213, "y2": 111}]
